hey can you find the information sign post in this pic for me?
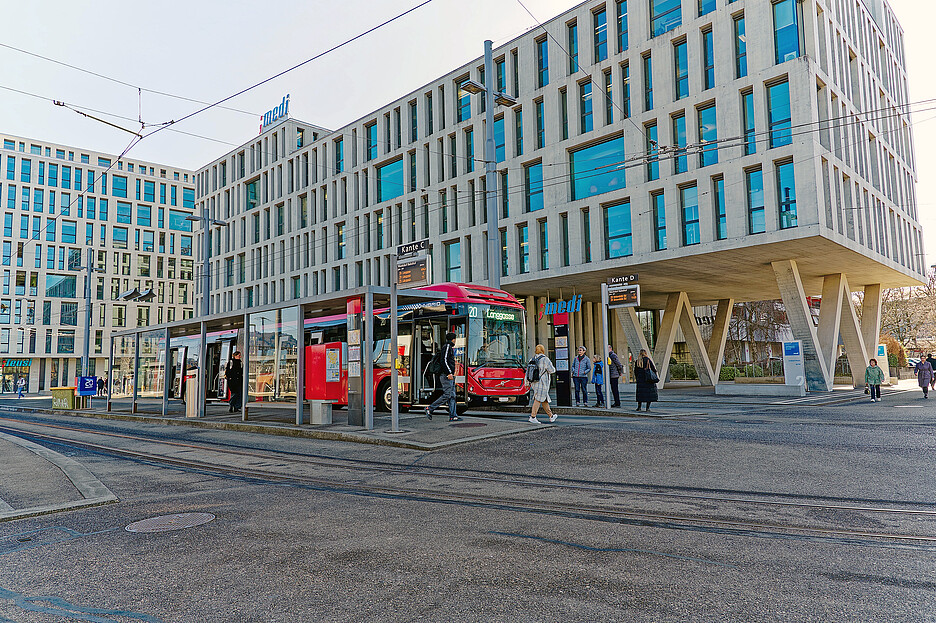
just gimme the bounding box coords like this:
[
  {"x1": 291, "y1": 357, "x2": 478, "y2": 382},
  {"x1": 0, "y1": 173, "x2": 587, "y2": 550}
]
[
  {"x1": 602, "y1": 275, "x2": 641, "y2": 409},
  {"x1": 390, "y1": 239, "x2": 431, "y2": 432}
]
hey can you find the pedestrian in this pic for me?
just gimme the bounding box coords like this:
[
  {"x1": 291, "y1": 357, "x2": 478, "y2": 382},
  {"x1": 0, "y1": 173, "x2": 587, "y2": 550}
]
[
  {"x1": 102, "y1": 376, "x2": 108, "y2": 396},
  {"x1": 16, "y1": 376, "x2": 25, "y2": 399},
  {"x1": 425, "y1": 332, "x2": 461, "y2": 421},
  {"x1": 864, "y1": 358, "x2": 884, "y2": 403},
  {"x1": 528, "y1": 344, "x2": 556, "y2": 424},
  {"x1": 226, "y1": 351, "x2": 244, "y2": 413},
  {"x1": 96, "y1": 377, "x2": 105, "y2": 396},
  {"x1": 927, "y1": 353, "x2": 936, "y2": 391},
  {"x1": 591, "y1": 355, "x2": 604, "y2": 407},
  {"x1": 633, "y1": 349, "x2": 659, "y2": 412},
  {"x1": 915, "y1": 355, "x2": 934, "y2": 399},
  {"x1": 571, "y1": 346, "x2": 591, "y2": 407},
  {"x1": 607, "y1": 345, "x2": 625, "y2": 408}
]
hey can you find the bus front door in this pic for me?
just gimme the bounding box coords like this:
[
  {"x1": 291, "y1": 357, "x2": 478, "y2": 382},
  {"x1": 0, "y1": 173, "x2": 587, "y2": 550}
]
[{"x1": 413, "y1": 319, "x2": 445, "y2": 405}]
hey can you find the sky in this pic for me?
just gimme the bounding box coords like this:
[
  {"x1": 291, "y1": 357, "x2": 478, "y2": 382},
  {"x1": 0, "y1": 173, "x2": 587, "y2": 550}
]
[{"x1": 1, "y1": 0, "x2": 932, "y2": 268}]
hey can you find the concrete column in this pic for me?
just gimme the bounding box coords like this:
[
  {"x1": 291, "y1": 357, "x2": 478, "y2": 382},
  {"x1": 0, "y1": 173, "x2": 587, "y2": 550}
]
[
  {"x1": 653, "y1": 293, "x2": 682, "y2": 384},
  {"x1": 706, "y1": 299, "x2": 734, "y2": 382},
  {"x1": 817, "y1": 274, "x2": 845, "y2": 378},
  {"x1": 584, "y1": 302, "x2": 596, "y2": 358},
  {"x1": 573, "y1": 310, "x2": 584, "y2": 352},
  {"x1": 838, "y1": 277, "x2": 870, "y2": 387},
  {"x1": 861, "y1": 284, "x2": 888, "y2": 379},
  {"x1": 772, "y1": 260, "x2": 832, "y2": 391},
  {"x1": 677, "y1": 296, "x2": 716, "y2": 386},
  {"x1": 536, "y1": 297, "x2": 548, "y2": 350}
]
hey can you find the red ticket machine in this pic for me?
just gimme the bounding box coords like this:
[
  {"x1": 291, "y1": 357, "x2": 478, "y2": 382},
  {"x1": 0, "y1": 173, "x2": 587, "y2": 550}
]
[{"x1": 305, "y1": 341, "x2": 347, "y2": 402}]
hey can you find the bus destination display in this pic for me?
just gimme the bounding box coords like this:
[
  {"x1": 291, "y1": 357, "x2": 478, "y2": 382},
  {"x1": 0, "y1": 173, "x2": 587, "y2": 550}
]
[
  {"x1": 607, "y1": 284, "x2": 640, "y2": 309},
  {"x1": 397, "y1": 256, "x2": 430, "y2": 288}
]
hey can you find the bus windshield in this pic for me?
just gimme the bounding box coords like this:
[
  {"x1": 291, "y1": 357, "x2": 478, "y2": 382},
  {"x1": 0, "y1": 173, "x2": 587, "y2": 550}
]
[{"x1": 462, "y1": 304, "x2": 526, "y2": 368}]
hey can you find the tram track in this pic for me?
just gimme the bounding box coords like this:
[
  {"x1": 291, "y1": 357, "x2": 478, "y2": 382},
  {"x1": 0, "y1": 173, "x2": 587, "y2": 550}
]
[{"x1": 3, "y1": 415, "x2": 936, "y2": 547}]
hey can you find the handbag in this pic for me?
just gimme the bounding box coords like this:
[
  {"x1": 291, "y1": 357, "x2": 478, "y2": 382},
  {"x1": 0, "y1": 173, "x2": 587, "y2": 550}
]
[{"x1": 643, "y1": 359, "x2": 659, "y2": 384}]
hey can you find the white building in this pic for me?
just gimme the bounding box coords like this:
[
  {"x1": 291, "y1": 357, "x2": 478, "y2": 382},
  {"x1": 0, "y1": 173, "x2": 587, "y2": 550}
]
[
  {"x1": 0, "y1": 133, "x2": 196, "y2": 393},
  {"x1": 195, "y1": 0, "x2": 923, "y2": 391}
]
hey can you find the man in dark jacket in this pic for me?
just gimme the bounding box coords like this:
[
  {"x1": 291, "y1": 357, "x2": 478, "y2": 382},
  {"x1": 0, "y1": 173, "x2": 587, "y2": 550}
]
[
  {"x1": 607, "y1": 345, "x2": 624, "y2": 408},
  {"x1": 226, "y1": 351, "x2": 243, "y2": 413},
  {"x1": 425, "y1": 332, "x2": 461, "y2": 421}
]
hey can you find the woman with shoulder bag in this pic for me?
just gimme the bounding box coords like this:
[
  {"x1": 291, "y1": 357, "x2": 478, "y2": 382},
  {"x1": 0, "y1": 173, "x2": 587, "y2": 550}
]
[
  {"x1": 529, "y1": 344, "x2": 557, "y2": 424},
  {"x1": 634, "y1": 349, "x2": 659, "y2": 412}
]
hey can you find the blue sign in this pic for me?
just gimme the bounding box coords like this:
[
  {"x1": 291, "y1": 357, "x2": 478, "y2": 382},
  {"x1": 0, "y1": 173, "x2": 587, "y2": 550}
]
[
  {"x1": 538, "y1": 294, "x2": 582, "y2": 319},
  {"x1": 783, "y1": 342, "x2": 800, "y2": 356},
  {"x1": 877, "y1": 344, "x2": 887, "y2": 358},
  {"x1": 260, "y1": 94, "x2": 290, "y2": 132},
  {"x1": 77, "y1": 376, "x2": 97, "y2": 396}
]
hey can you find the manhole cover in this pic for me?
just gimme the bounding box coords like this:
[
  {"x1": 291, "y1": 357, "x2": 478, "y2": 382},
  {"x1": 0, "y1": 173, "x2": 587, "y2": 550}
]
[
  {"x1": 451, "y1": 422, "x2": 487, "y2": 428},
  {"x1": 125, "y1": 513, "x2": 215, "y2": 533}
]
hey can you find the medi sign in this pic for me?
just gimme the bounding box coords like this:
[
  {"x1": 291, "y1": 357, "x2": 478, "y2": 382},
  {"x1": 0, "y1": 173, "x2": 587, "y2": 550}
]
[
  {"x1": 259, "y1": 94, "x2": 290, "y2": 133},
  {"x1": 538, "y1": 294, "x2": 583, "y2": 320}
]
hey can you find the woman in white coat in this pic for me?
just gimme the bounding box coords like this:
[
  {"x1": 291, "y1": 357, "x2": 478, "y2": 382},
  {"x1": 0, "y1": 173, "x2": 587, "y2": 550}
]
[{"x1": 529, "y1": 344, "x2": 557, "y2": 424}]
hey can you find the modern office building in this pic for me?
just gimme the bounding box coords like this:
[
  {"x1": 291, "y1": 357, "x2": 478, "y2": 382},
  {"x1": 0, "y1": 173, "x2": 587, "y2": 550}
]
[
  {"x1": 0, "y1": 133, "x2": 196, "y2": 393},
  {"x1": 195, "y1": 0, "x2": 923, "y2": 391}
]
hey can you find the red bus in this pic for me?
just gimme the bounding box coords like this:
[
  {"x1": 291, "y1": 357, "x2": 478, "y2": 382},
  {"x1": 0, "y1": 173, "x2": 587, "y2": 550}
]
[{"x1": 303, "y1": 282, "x2": 529, "y2": 412}]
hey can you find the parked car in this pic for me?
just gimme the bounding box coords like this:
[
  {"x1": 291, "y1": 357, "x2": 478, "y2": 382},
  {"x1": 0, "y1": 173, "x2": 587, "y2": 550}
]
[{"x1": 907, "y1": 357, "x2": 921, "y2": 368}]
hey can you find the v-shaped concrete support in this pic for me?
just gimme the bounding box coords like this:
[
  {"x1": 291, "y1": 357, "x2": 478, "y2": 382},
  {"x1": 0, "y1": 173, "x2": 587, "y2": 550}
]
[
  {"x1": 773, "y1": 260, "x2": 832, "y2": 391},
  {"x1": 706, "y1": 299, "x2": 734, "y2": 383},
  {"x1": 652, "y1": 292, "x2": 716, "y2": 386}
]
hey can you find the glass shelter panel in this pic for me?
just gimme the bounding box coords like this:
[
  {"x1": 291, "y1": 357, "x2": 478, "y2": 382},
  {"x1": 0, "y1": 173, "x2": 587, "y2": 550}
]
[
  {"x1": 248, "y1": 308, "x2": 299, "y2": 404},
  {"x1": 136, "y1": 329, "x2": 165, "y2": 414}
]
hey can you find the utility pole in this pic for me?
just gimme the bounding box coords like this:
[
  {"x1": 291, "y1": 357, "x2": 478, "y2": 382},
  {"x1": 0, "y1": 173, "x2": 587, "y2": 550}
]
[
  {"x1": 82, "y1": 247, "x2": 94, "y2": 378},
  {"x1": 483, "y1": 39, "x2": 499, "y2": 290}
]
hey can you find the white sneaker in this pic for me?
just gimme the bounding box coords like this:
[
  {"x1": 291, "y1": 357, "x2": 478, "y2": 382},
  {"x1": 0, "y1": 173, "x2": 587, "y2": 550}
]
[
  {"x1": 870, "y1": 398, "x2": 876, "y2": 402},
  {"x1": 528, "y1": 416, "x2": 541, "y2": 424},
  {"x1": 548, "y1": 413, "x2": 557, "y2": 423}
]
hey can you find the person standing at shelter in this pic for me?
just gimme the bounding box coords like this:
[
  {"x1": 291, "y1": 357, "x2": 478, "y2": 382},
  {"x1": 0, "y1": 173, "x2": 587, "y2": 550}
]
[
  {"x1": 571, "y1": 346, "x2": 592, "y2": 407},
  {"x1": 96, "y1": 377, "x2": 105, "y2": 396},
  {"x1": 425, "y1": 332, "x2": 461, "y2": 421},
  {"x1": 607, "y1": 345, "x2": 624, "y2": 408},
  {"x1": 865, "y1": 358, "x2": 885, "y2": 403},
  {"x1": 634, "y1": 349, "x2": 659, "y2": 412},
  {"x1": 591, "y1": 355, "x2": 604, "y2": 407},
  {"x1": 915, "y1": 356, "x2": 934, "y2": 399},
  {"x1": 529, "y1": 344, "x2": 557, "y2": 424},
  {"x1": 226, "y1": 351, "x2": 244, "y2": 413},
  {"x1": 16, "y1": 376, "x2": 25, "y2": 398}
]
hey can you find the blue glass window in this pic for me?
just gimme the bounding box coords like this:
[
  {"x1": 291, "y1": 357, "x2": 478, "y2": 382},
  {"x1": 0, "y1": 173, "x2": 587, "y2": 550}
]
[
  {"x1": 113, "y1": 227, "x2": 128, "y2": 249},
  {"x1": 746, "y1": 168, "x2": 765, "y2": 234},
  {"x1": 702, "y1": 29, "x2": 715, "y2": 90},
  {"x1": 734, "y1": 15, "x2": 747, "y2": 78},
  {"x1": 48, "y1": 164, "x2": 57, "y2": 187},
  {"x1": 517, "y1": 224, "x2": 529, "y2": 274},
  {"x1": 568, "y1": 23, "x2": 579, "y2": 73},
  {"x1": 170, "y1": 185, "x2": 177, "y2": 206},
  {"x1": 535, "y1": 100, "x2": 545, "y2": 149},
  {"x1": 651, "y1": 0, "x2": 681, "y2": 37},
  {"x1": 570, "y1": 135, "x2": 626, "y2": 200},
  {"x1": 159, "y1": 183, "x2": 166, "y2": 204},
  {"x1": 61, "y1": 166, "x2": 71, "y2": 189},
  {"x1": 698, "y1": 104, "x2": 718, "y2": 167},
  {"x1": 680, "y1": 185, "x2": 700, "y2": 245},
  {"x1": 37, "y1": 161, "x2": 44, "y2": 185},
  {"x1": 643, "y1": 54, "x2": 653, "y2": 111},
  {"x1": 2, "y1": 214, "x2": 10, "y2": 237},
  {"x1": 672, "y1": 115, "x2": 687, "y2": 174},
  {"x1": 33, "y1": 189, "x2": 43, "y2": 213},
  {"x1": 75, "y1": 169, "x2": 82, "y2": 192},
  {"x1": 20, "y1": 159, "x2": 30, "y2": 183},
  {"x1": 32, "y1": 215, "x2": 40, "y2": 240},
  {"x1": 99, "y1": 199, "x2": 108, "y2": 221},
  {"x1": 580, "y1": 82, "x2": 593, "y2": 133},
  {"x1": 674, "y1": 41, "x2": 689, "y2": 100},
  {"x1": 616, "y1": 1, "x2": 628, "y2": 52},
  {"x1": 777, "y1": 160, "x2": 797, "y2": 228},
  {"x1": 445, "y1": 240, "x2": 461, "y2": 282},
  {"x1": 138, "y1": 204, "x2": 152, "y2": 226},
  {"x1": 19, "y1": 215, "x2": 28, "y2": 239},
  {"x1": 45, "y1": 275, "x2": 76, "y2": 298},
  {"x1": 742, "y1": 91, "x2": 756, "y2": 155},
  {"x1": 182, "y1": 188, "x2": 195, "y2": 209},
  {"x1": 112, "y1": 175, "x2": 127, "y2": 198},
  {"x1": 652, "y1": 192, "x2": 666, "y2": 251},
  {"x1": 86, "y1": 197, "x2": 95, "y2": 219},
  {"x1": 767, "y1": 80, "x2": 792, "y2": 147},
  {"x1": 61, "y1": 220, "x2": 77, "y2": 244},
  {"x1": 604, "y1": 200, "x2": 632, "y2": 258},
  {"x1": 366, "y1": 123, "x2": 378, "y2": 161},
  {"x1": 494, "y1": 116, "x2": 505, "y2": 162},
  {"x1": 646, "y1": 123, "x2": 658, "y2": 181},
  {"x1": 116, "y1": 201, "x2": 132, "y2": 224},
  {"x1": 376, "y1": 158, "x2": 404, "y2": 203},
  {"x1": 537, "y1": 38, "x2": 549, "y2": 88},
  {"x1": 456, "y1": 79, "x2": 471, "y2": 122},
  {"x1": 773, "y1": 0, "x2": 800, "y2": 63},
  {"x1": 594, "y1": 8, "x2": 608, "y2": 62},
  {"x1": 621, "y1": 64, "x2": 630, "y2": 118},
  {"x1": 335, "y1": 139, "x2": 344, "y2": 174},
  {"x1": 698, "y1": 0, "x2": 715, "y2": 16},
  {"x1": 169, "y1": 209, "x2": 192, "y2": 232},
  {"x1": 525, "y1": 162, "x2": 543, "y2": 212}
]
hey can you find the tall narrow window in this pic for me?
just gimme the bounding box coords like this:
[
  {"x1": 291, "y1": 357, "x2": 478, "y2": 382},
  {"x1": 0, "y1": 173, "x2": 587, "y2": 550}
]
[
  {"x1": 426, "y1": 92, "x2": 433, "y2": 135},
  {"x1": 734, "y1": 14, "x2": 747, "y2": 78},
  {"x1": 621, "y1": 63, "x2": 630, "y2": 118},
  {"x1": 713, "y1": 176, "x2": 727, "y2": 240},
  {"x1": 646, "y1": 122, "x2": 659, "y2": 181},
  {"x1": 579, "y1": 82, "x2": 593, "y2": 133},
  {"x1": 366, "y1": 123, "x2": 378, "y2": 161},
  {"x1": 604, "y1": 200, "x2": 632, "y2": 258},
  {"x1": 334, "y1": 139, "x2": 343, "y2": 174},
  {"x1": 445, "y1": 240, "x2": 461, "y2": 281},
  {"x1": 746, "y1": 168, "x2": 765, "y2": 234},
  {"x1": 652, "y1": 192, "x2": 666, "y2": 251},
  {"x1": 525, "y1": 162, "x2": 544, "y2": 212},
  {"x1": 410, "y1": 101, "x2": 418, "y2": 142},
  {"x1": 604, "y1": 70, "x2": 613, "y2": 124},
  {"x1": 535, "y1": 99, "x2": 546, "y2": 149},
  {"x1": 698, "y1": 0, "x2": 715, "y2": 16},
  {"x1": 702, "y1": 29, "x2": 715, "y2": 90},
  {"x1": 697, "y1": 104, "x2": 718, "y2": 167},
  {"x1": 616, "y1": 0, "x2": 629, "y2": 52},
  {"x1": 568, "y1": 22, "x2": 579, "y2": 74},
  {"x1": 560, "y1": 213, "x2": 570, "y2": 266},
  {"x1": 465, "y1": 129, "x2": 474, "y2": 173},
  {"x1": 456, "y1": 78, "x2": 471, "y2": 122},
  {"x1": 742, "y1": 90, "x2": 756, "y2": 155},
  {"x1": 674, "y1": 40, "x2": 689, "y2": 100},
  {"x1": 560, "y1": 89, "x2": 569, "y2": 140},
  {"x1": 672, "y1": 114, "x2": 687, "y2": 174},
  {"x1": 538, "y1": 220, "x2": 549, "y2": 270},
  {"x1": 594, "y1": 7, "x2": 608, "y2": 62},
  {"x1": 582, "y1": 210, "x2": 592, "y2": 263},
  {"x1": 536, "y1": 38, "x2": 549, "y2": 88},
  {"x1": 680, "y1": 184, "x2": 700, "y2": 245},
  {"x1": 515, "y1": 108, "x2": 524, "y2": 156},
  {"x1": 518, "y1": 224, "x2": 529, "y2": 274},
  {"x1": 651, "y1": 0, "x2": 682, "y2": 37},
  {"x1": 642, "y1": 54, "x2": 653, "y2": 111},
  {"x1": 777, "y1": 160, "x2": 797, "y2": 228},
  {"x1": 493, "y1": 117, "x2": 505, "y2": 162},
  {"x1": 773, "y1": 0, "x2": 800, "y2": 64},
  {"x1": 767, "y1": 80, "x2": 792, "y2": 147}
]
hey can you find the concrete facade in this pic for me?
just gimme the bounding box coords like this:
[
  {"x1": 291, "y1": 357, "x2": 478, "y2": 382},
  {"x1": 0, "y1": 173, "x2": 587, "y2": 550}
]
[
  {"x1": 0, "y1": 133, "x2": 196, "y2": 393},
  {"x1": 194, "y1": 0, "x2": 923, "y2": 391}
]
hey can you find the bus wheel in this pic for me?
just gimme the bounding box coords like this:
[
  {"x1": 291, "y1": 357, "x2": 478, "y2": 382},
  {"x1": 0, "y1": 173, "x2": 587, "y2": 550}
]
[{"x1": 377, "y1": 380, "x2": 392, "y2": 412}]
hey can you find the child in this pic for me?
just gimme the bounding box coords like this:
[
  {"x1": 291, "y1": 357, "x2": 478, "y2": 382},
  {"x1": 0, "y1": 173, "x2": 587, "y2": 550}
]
[
  {"x1": 865, "y1": 358, "x2": 884, "y2": 402},
  {"x1": 592, "y1": 355, "x2": 604, "y2": 407}
]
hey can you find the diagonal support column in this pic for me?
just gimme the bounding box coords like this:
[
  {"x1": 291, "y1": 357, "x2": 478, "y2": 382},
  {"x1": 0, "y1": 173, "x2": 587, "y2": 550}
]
[
  {"x1": 816, "y1": 274, "x2": 845, "y2": 378},
  {"x1": 653, "y1": 293, "x2": 682, "y2": 384},
  {"x1": 772, "y1": 260, "x2": 832, "y2": 391},
  {"x1": 677, "y1": 294, "x2": 716, "y2": 386},
  {"x1": 860, "y1": 284, "x2": 888, "y2": 380},
  {"x1": 838, "y1": 275, "x2": 870, "y2": 387},
  {"x1": 707, "y1": 299, "x2": 734, "y2": 382},
  {"x1": 616, "y1": 307, "x2": 651, "y2": 364}
]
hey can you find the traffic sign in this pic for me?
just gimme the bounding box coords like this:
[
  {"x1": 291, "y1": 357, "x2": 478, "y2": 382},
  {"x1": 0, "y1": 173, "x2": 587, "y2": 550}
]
[
  {"x1": 608, "y1": 274, "x2": 638, "y2": 286},
  {"x1": 607, "y1": 284, "x2": 640, "y2": 308},
  {"x1": 396, "y1": 255, "x2": 430, "y2": 288}
]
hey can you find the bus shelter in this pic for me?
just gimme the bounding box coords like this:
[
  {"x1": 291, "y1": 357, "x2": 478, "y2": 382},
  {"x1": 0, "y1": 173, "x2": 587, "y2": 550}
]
[{"x1": 108, "y1": 286, "x2": 445, "y2": 430}]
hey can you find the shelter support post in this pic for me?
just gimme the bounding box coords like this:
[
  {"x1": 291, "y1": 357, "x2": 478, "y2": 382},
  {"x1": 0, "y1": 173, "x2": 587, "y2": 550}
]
[{"x1": 296, "y1": 304, "x2": 305, "y2": 426}]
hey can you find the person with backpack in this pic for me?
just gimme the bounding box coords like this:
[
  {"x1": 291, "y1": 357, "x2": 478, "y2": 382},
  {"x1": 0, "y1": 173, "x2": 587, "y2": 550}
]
[
  {"x1": 591, "y1": 355, "x2": 604, "y2": 407},
  {"x1": 425, "y1": 332, "x2": 461, "y2": 421},
  {"x1": 607, "y1": 345, "x2": 625, "y2": 408},
  {"x1": 528, "y1": 344, "x2": 557, "y2": 424},
  {"x1": 634, "y1": 349, "x2": 659, "y2": 411}
]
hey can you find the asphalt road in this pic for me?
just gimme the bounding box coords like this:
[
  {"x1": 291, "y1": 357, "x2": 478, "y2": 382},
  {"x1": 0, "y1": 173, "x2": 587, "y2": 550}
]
[{"x1": 1, "y1": 385, "x2": 934, "y2": 622}]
